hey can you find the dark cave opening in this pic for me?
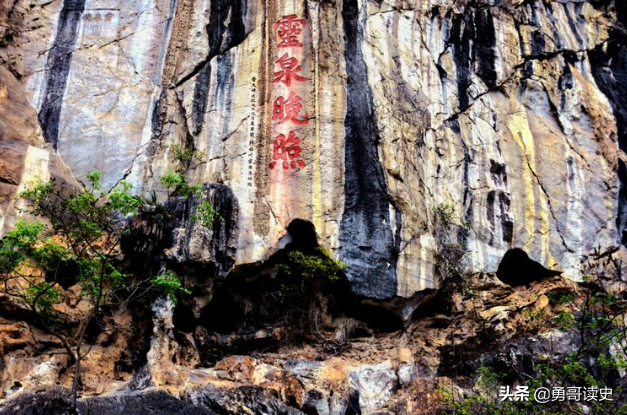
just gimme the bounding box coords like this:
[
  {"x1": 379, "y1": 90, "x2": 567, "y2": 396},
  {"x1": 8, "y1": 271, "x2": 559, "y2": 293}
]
[
  {"x1": 496, "y1": 248, "x2": 562, "y2": 287},
  {"x1": 284, "y1": 218, "x2": 319, "y2": 253}
]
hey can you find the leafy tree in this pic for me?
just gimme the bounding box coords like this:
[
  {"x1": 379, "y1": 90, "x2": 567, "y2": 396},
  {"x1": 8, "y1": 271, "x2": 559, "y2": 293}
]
[
  {"x1": 150, "y1": 269, "x2": 191, "y2": 304},
  {"x1": 0, "y1": 172, "x2": 193, "y2": 410},
  {"x1": 158, "y1": 170, "x2": 220, "y2": 228}
]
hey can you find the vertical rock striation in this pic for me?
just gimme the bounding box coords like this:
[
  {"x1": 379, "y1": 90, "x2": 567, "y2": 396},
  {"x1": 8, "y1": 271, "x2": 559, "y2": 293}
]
[
  {"x1": 1, "y1": 0, "x2": 626, "y2": 312},
  {"x1": 589, "y1": 1, "x2": 627, "y2": 244},
  {"x1": 37, "y1": 0, "x2": 85, "y2": 149},
  {"x1": 339, "y1": 0, "x2": 400, "y2": 300}
]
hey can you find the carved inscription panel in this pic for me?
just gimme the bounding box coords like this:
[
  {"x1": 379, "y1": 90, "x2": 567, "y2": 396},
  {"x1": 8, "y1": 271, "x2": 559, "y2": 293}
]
[{"x1": 82, "y1": 10, "x2": 119, "y2": 38}]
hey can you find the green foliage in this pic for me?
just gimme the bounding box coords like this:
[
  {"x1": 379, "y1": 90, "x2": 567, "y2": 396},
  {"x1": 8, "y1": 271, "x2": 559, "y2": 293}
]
[
  {"x1": 171, "y1": 144, "x2": 195, "y2": 166},
  {"x1": 159, "y1": 143, "x2": 219, "y2": 231},
  {"x1": 591, "y1": 290, "x2": 619, "y2": 307},
  {"x1": 190, "y1": 200, "x2": 221, "y2": 229},
  {"x1": 169, "y1": 144, "x2": 206, "y2": 171},
  {"x1": 109, "y1": 181, "x2": 143, "y2": 215},
  {"x1": 158, "y1": 169, "x2": 221, "y2": 230},
  {"x1": 105, "y1": 263, "x2": 132, "y2": 291},
  {"x1": 434, "y1": 203, "x2": 457, "y2": 227},
  {"x1": 475, "y1": 364, "x2": 504, "y2": 389},
  {"x1": 12, "y1": 173, "x2": 196, "y2": 309},
  {"x1": 273, "y1": 248, "x2": 347, "y2": 341},
  {"x1": 0, "y1": 222, "x2": 45, "y2": 274},
  {"x1": 275, "y1": 248, "x2": 346, "y2": 306},
  {"x1": 599, "y1": 353, "x2": 627, "y2": 376},
  {"x1": 1, "y1": 170, "x2": 203, "y2": 408},
  {"x1": 553, "y1": 310, "x2": 576, "y2": 331},
  {"x1": 0, "y1": 221, "x2": 71, "y2": 323},
  {"x1": 159, "y1": 169, "x2": 203, "y2": 199},
  {"x1": 440, "y1": 251, "x2": 627, "y2": 415},
  {"x1": 278, "y1": 249, "x2": 346, "y2": 283},
  {"x1": 150, "y1": 270, "x2": 191, "y2": 304},
  {"x1": 547, "y1": 291, "x2": 577, "y2": 305},
  {"x1": 26, "y1": 282, "x2": 61, "y2": 317},
  {"x1": 86, "y1": 171, "x2": 101, "y2": 191},
  {"x1": 521, "y1": 309, "x2": 544, "y2": 322},
  {"x1": 440, "y1": 361, "x2": 626, "y2": 415},
  {"x1": 159, "y1": 169, "x2": 185, "y2": 195},
  {"x1": 7, "y1": 174, "x2": 146, "y2": 315}
]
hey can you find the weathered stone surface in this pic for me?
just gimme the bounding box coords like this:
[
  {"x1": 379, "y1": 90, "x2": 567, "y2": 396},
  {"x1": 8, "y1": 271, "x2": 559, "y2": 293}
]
[
  {"x1": 0, "y1": 274, "x2": 613, "y2": 413},
  {"x1": 188, "y1": 385, "x2": 304, "y2": 415},
  {"x1": 1, "y1": 0, "x2": 626, "y2": 315},
  {"x1": 3, "y1": 0, "x2": 627, "y2": 402},
  {"x1": 588, "y1": 1, "x2": 627, "y2": 244},
  {"x1": 0, "y1": 388, "x2": 216, "y2": 415},
  {"x1": 163, "y1": 184, "x2": 239, "y2": 280},
  {"x1": 78, "y1": 390, "x2": 216, "y2": 415},
  {"x1": 0, "y1": 67, "x2": 79, "y2": 233},
  {"x1": 0, "y1": 67, "x2": 42, "y2": 146},
  {"x1": 145, "y1": 297, "x2": 189, "y2": 388},
  {"x1": 2, "y1": 0, "x2": 622, "y2": 310},
  {"x1": 348, "y1": 361, "x2": 398, "y2": 413}
]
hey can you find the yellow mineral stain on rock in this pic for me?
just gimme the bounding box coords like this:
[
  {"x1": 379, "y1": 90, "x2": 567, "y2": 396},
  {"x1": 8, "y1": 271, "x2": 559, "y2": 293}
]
[
  {"x1": 397, "y1": 233, "x2": 437, "y2": 297},
  {"x1": 506, "y1": 104, "x2": 550, "y2": 259},
  {"x1": 0, "y1": 84, "x2": 7, "y2": 102},
  {"x1": 310, "y1": 3, "x2": 323, "y2": 232},
  {"x1": 318, "y1": 357, "x2": 350, "y2": 384}
]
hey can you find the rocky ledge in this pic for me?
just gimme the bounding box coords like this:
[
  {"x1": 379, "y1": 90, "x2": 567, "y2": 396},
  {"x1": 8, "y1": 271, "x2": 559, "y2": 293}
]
[{"x1": 3, "y1": 269, "x2": 625, "y2": 415}]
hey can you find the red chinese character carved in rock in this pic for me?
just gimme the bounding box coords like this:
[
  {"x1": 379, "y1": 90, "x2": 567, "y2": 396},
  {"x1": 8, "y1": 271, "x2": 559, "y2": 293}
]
[
  {"x1": 270, "y1": 131, "x2": 306, "y2": 170},
  {"x1": 273, "y1": 53, "x2": 310, "y2": 87},
  {"x1": 272, "y1": 91, "x2": 309, "y2": 124},
  {"x1": 274, "y1": 14, "x2": 307, "y2": 48}
]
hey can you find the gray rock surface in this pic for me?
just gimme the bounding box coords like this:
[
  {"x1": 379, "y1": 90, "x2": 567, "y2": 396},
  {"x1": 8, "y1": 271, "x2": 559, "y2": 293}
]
[
  {"x1": 0, "y1": 389, "x2": 215, "y2": 415},
  {"x1": 1, "y1": 0, "x2": 625, "y2": 311},
  {"x1": 349, "y1": 361, "x2": 398, "y2": 413}
]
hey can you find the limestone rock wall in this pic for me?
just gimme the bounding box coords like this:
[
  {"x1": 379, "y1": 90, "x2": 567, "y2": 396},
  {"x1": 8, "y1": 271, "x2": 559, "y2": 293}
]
[
  {"x1": 1, "y1": 0, "x2": 625, "y2": 305},
  {"x1": 0, "y1": 66, "x2": 78, "y2": 231}
]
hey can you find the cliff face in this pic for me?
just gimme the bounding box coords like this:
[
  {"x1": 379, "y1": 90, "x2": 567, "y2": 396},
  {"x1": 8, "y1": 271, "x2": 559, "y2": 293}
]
[
  {"x1": 1, "y1": 1, "x2": 627, "y2": 412},
  {"x1": 0, "y1": 65, "x2": 78, "y2": 231},
  {"x1": 0, "y1": 273, "x2": 588, "y2": 414},
  {"x1": 1, "y1": 0, "x2": 625, "y2": 312}
]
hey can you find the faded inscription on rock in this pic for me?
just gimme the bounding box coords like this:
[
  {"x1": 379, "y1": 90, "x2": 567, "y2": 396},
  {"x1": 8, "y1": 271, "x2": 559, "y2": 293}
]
[{"x1": 82, "y1": 10, "x2": 119, "y2": 39}]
